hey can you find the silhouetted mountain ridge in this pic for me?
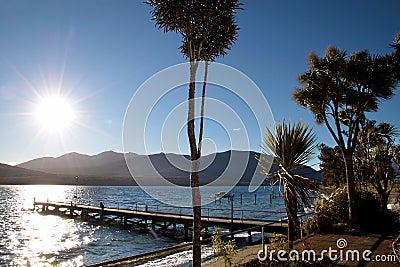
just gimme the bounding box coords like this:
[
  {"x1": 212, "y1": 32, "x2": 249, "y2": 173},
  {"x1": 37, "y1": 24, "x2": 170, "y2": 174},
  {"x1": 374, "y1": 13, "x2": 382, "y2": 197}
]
[{"x1": 12, "y1": 150, "x2": 321, "y2": 186}]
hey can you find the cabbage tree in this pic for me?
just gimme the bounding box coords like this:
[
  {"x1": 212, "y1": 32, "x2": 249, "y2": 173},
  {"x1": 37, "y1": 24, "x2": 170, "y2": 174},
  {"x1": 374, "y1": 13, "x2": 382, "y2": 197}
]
[{"x1": 259, "y1": 121, "x2": 318, "y2": 249}]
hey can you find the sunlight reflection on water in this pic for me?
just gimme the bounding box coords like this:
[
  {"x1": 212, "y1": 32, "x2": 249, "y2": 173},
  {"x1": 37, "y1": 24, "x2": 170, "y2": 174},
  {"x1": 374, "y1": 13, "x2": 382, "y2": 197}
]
[
  {"x1": 0, "y1": 185, "x2": 286, "y2": 266},
  {"x1": 1, "y1": 185, "x2": 86, "y2": 266},
  {"x1": 0, "y1": 185, "x2": 184, "y2": 266}
]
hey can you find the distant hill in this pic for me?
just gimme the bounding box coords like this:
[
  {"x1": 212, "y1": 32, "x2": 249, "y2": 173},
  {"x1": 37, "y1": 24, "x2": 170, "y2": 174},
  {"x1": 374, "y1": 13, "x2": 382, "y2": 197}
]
[
  {"x1": 14, "y1": 150, "x2": 322, "y2": 186},
  {"x1": 18, "y1": 151, "x2": 134, "y2": 177},
  {"x1": 0, "y1": 161, "x2": 135, "y2": 185},
  {"x1": 0, "y1": 163, "x2": 49, "y2": 177}
]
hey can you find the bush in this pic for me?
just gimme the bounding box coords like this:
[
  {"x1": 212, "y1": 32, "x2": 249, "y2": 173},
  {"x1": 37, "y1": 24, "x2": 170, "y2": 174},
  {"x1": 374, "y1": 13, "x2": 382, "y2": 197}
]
[
  {"x1": 211, "y1": 227, "x2": 238, "y2": 267},
  {"x1": 304, "y1": 187, "x2": 400, "y2": 234},
  {"x1": 269, "y1": 233, "x2": 289, "y2": 252},
  {"x1": 303, "y1": 217, "x2": 318, "y2": 236}
]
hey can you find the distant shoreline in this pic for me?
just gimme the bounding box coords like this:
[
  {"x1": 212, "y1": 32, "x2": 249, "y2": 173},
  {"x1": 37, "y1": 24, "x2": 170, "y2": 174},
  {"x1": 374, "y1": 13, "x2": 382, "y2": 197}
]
[{"x1": 0, "y1": 182, "x2": 262, "y2": 186}]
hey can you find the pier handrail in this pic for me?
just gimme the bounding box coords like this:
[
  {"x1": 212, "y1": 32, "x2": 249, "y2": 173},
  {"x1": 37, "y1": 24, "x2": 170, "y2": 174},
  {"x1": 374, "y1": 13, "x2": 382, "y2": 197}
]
[
  {"x1": 34, "y1": 199, "x2": 317, "y2": 224},
  {"x1": 33, "y1": 200, "x2": 289, "y2": 225},
  {"x1": 111, "y1": 203, "x2": 287, "y2": 221}
]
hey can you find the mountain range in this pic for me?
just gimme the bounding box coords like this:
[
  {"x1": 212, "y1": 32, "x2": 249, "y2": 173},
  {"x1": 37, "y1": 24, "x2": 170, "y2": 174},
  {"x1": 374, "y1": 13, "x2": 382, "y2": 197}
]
[{"x1": 0, "y1": 150, "x2": 322, "y2": 186}]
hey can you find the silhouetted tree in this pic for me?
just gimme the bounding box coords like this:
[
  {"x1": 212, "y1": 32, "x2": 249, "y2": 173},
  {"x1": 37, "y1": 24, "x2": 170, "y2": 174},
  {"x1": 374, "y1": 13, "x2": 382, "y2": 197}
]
[
  {"x1": 318, "y1": 144, "x2": 346, "y2": 187},
  {"x1": 293, "y1": 42, "x2": 398, "y2": 227},
  {"x1": 355, "y1": 120, "x2": 399, "y2": 209},
  {"x1": 393, "y1": 144, "x2": 400, "y2": 168},
  {"x1": 390, "y1": 33, "x2": 400, "y2": 80},
  {"x1": 145, "y1": 1, "x2": 241, "y2": 265},
  {"x1": 259, "y1": 121, "x2": 318, "y2": 249}
]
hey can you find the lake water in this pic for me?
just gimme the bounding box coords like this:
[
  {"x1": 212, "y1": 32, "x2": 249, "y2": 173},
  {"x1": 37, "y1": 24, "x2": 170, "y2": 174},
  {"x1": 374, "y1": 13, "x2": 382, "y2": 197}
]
[{"x1": 0, "y1": 185, "x2": 286, "y2": 266}]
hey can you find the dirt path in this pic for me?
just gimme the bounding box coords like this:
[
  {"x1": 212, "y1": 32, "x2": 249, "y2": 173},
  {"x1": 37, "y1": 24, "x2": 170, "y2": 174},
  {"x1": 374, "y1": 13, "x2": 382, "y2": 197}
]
[{"x1": 203, "y1": 234, "x2": 399, "y2": 266}]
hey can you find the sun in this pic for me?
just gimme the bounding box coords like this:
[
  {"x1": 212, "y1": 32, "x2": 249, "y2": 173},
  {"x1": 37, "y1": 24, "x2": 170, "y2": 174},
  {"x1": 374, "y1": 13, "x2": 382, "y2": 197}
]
[{"x1": 34, "y1": 95, "x2": 77, "y2": 133}]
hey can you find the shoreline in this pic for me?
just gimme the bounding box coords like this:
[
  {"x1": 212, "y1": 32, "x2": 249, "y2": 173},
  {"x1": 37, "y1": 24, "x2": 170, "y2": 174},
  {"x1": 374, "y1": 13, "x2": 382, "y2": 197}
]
[
  {"x1": 87, "y1": 233, "x2": 263, "y2": 267},
  {"x1": 86, "y1": 242, "x2": 194, "y2": 267},
  {"x1": 97, "y1": 233, "x2": 399, "y2": 267}
]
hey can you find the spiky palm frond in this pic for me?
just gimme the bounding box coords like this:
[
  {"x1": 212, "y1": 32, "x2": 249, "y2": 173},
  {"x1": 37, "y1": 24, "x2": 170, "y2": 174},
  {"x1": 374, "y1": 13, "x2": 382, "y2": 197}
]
[
  {"x1": 262, "y1": 121, "x2": 317, "y2": 172},
  {"x1": 260, "y1": 121, "x2": 318, "y2": 204}
]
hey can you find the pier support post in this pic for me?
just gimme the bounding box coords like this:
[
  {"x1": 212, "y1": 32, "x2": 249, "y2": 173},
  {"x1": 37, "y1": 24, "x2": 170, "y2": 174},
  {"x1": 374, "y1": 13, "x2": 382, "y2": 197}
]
[
  {"x1": 261, "y1": 226, "x2": 265, "y2": 256},
  {"x1": 247, "y1": 230, "x2": 252, "y2": 244},
  {"x1": 70, "y1": 207, "x2": 74, "y2": 217},
  {"x1": 230, "y1": 228, "x2": 234, "y2": 240},
  {"x1": 184, "y1": 224, "x2": 189, "y2": 241},
  {"x1": 81, "y1": 209, "x2": 88, "y2": 221}
]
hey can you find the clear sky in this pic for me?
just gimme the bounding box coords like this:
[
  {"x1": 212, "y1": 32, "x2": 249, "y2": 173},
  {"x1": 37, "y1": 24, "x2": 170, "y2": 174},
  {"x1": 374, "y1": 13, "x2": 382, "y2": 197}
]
[{"x1": 0, "y1": 0, "x2": 399, "y2": 166}]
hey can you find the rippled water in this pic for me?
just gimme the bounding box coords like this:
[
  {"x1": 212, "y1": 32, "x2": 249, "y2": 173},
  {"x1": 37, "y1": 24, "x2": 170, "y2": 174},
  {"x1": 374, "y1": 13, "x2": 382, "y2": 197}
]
[{"x1": 0, "y1": 185, "x2": 285, "y2": 266}]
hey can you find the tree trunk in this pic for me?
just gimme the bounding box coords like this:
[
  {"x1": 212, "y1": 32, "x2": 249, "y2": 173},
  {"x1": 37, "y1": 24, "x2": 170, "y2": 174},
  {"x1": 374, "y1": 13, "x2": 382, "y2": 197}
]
[
  {"x1": 191, "y1": 171, "x2": 202, "y2": 267},
  {"x1": 376, "y1": 184, "x2": 390, "y2": 211},
  {"x1": 343, "y1": 151, "x2": 358, "y2": 227},
  {"x1": 376, "y1": 162, "x2": 392, "y2": 211},
  {"x1": 197, "y1": 61, "x2": 209, "y2": 154},
  {"x1": 381, "y1": 192, "x2": 390, "y2": 211},
  {"x1": 284, "y1": 183, "x2": 298, "y2": 250},
  {"x1": 192, "y1": 60, "x2": 209, "y2": 267},
  {"x1": 188, "y1": 61, "x2": 202, "y2": 267}
]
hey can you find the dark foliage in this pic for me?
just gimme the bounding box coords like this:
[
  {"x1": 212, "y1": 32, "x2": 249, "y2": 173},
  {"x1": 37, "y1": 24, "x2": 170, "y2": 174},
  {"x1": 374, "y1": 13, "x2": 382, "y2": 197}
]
[
  {"x1": 318, "y1": 144, "x2": 346, "y2": 187},
  {"x1": 355, "y1": 120, "x2": 399, "y2": 208},
  {"x1": 304, "y1": 187, "x2": 400, "y2": 234},
  {"x1": 146, "y1": 0, "x2": 242, "y2": 61}
]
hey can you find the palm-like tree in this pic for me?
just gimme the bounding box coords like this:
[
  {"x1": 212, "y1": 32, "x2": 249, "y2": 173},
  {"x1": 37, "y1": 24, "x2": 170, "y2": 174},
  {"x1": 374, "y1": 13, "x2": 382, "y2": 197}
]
[
  {"x1": 293, "y1": 45, "x2": 398, "y2": 227},
  {"x1": 258, "y1": 121, "x2": 318, "y2": 249},
  {"x1": 145, "y1": 1, "x2": 241, "y2": 266}
]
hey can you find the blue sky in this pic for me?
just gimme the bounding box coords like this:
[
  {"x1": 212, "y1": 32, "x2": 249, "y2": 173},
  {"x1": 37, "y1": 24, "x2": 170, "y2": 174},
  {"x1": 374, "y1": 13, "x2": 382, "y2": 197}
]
[{"x1": 0, "y1": 0, "x2": 399, "y2": 166}]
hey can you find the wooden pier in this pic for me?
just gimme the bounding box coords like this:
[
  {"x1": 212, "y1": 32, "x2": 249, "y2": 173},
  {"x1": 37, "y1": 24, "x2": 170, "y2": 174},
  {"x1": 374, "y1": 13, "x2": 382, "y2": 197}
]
[{"x1": 33, "y1": 200, "x2": 288, "y2": 239}]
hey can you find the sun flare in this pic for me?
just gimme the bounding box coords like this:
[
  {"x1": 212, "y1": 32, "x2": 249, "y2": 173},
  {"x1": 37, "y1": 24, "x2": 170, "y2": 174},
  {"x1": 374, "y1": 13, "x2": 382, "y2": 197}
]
[{"x1": 34, "y1": 95, "x2": 77, "y2": 133}]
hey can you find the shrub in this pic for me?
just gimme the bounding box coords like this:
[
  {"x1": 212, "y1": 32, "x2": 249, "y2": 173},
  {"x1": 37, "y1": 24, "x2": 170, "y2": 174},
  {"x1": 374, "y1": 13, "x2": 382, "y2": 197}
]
[
  {"x1": 303, "y1": 217, "x2": 317, "y2": 236},
  {"x1": 269, "y1": 233, "x2": 289, "y2": 252},
  {"x1": 211, "y1": 227, "x2": 238, "y2": 267},
  {"x1": 304, "y1": 187, "x2": 400, "y2": 234}
]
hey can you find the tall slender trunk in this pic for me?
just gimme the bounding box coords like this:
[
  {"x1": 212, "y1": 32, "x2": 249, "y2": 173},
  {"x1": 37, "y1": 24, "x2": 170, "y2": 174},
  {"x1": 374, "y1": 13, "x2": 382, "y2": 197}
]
[
  {"x1": 284, "y1": 183, "x2": 298, "y2": 250},
  {"x1": 188, "y1": 61, "x2": 202, "y2": 267},
  {"x1": 343, "y1": 151, "x2": 358, "y2": 227},
  {"x1": 191, "y1": 172, "x2": 201, "y2": 266},
  {"x1": 197, "y1": 61, "x2": 209, "y2": 154},
  {"x1": 189, "y1": 61, "x2": 209, "y2": 266}
]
